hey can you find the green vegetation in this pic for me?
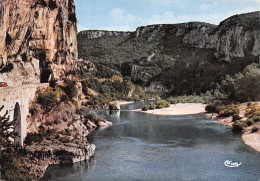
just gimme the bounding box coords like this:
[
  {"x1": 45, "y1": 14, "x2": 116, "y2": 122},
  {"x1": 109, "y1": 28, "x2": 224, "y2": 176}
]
[
  {"x1": 37, "y1": 89, "x2": 60, "y2": 112},
  {"x1": 0, "y1": 106, "x2": 35, "y2": 180},
  {"x1": 37, "y1": 80, "x2": 80, "y2": 111},
  {"x1": 84, "y1": 111, "x2": 105, "y2": 123},
  {"x1": 233, "y1": 121, "x2": 247, "y2": 132},
  {"x1": 142, "y1": 100, "x2": 170, "y2": 111},
  {"x1": 252, "y1": 127, "x2": 259, "y2": 133},
  {"x1": 231, "y1": 103, "x2": 260, "y2": 133},
  {"x1": 81, "y1": 76, "x2": 149, "y2": 106},
  {"x1": 167, "y1": 92, "x2": 218, "y2": 104},
  {"x1": 218, "y1": 104, "x2": 239, "y2": 117},
  {"x1": 218, "y1": 63, "x2": 260, "y2": 102},
  {"x1": 63, "y1": 79, "x2": 78, "y2": 100},
  {"x1": 78, "y1": 22, "x2": 259, "y2": 97}
]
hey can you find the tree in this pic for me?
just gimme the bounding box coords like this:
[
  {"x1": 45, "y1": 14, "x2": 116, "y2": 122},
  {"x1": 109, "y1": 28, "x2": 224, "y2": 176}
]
[
  {"x1": 0, "y1": 105, "x2": 15, "y2": 180},
  {"x1": 0, "y1": 106, "x2": 15, "y2": 150},
  {"x1": 0, "y1": 106, "x2": 33, "y2": 181}
]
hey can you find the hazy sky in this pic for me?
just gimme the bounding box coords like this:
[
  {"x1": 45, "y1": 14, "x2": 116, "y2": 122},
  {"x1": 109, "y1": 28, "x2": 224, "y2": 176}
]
[{"x1": 74, "y1": 0, "x2": 260, "y2": 32}]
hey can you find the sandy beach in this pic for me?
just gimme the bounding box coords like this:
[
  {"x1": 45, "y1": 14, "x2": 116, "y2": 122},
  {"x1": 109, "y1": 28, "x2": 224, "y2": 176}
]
[
  {"x1": 119, "y1": 101, "x2": 134, "y2": 105},
  {"x1": 138, "y1": 103, "x2": 206, "y2": 115},
  {"x1": 242, "y1": 122, "x2": 260, "y2": 152}
]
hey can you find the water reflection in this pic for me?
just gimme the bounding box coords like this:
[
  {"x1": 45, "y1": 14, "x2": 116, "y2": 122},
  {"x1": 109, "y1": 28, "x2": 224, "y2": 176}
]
[{"x1": 44, "y1": 159, "x2": 96, "y2": 181}]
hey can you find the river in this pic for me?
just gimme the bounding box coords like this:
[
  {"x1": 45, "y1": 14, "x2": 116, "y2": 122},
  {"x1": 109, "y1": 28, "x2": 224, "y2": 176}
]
[{"x1": 44, "y1": 101, "x2": 260, "y2": 181}]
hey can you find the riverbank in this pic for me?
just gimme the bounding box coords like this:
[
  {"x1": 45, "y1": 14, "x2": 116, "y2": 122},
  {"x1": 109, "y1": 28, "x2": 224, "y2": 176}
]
[
  {"x1": 217, "y1": 102, "x2": 260, "y2": 152},
  {"x1": 242, "y1": 123, "x2": 260, "y2": 152},
  {"x1": 138, "y1": 103, "x2": 206, "y2": 115},
  {"x1": 119, "y1": 101, "x2": 134, "y2": 105}
]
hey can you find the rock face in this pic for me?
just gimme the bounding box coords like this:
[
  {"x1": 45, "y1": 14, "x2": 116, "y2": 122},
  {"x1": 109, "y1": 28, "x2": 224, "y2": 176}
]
[
  {"x1": 108, "y1": 101, "x2": 120, "y2": 110},
  {"x1": 78, "y1": 11, "x2": 260, "y2": 95},
  {"x1": 0, "y1": 0, "x2": 78, "y2": 86},
  {"x1": 78, "y1": 30, "x2": 132, "y2": 39},
  {"x1": 25, "y1": 142, "x2": 95, "y2": 179}
]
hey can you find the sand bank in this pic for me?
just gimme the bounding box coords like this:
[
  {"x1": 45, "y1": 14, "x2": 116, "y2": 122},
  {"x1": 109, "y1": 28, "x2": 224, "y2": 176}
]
[
  {"x1": 242, "y1": 122, "x2": 260, "y2": 152},
  {"x1": 119, "y1": 101, "x2": 134, "y2": 105},
  {"x1": 138, "y1": 103, "x2": 206, "y2": 115}
]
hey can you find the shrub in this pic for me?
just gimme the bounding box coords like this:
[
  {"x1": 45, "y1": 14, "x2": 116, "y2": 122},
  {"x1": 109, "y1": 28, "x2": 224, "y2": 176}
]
[
  {"x1": 155, "y1": 100, "x2": 170, "y2": 109},
  {"x1": 233, "y1": 121, "x2": 247, "y2": 133},
  {"x1": 252, "y1": 127, "x2": 259, "y2": 133},
  {"x1": 232, "y1": 113, "x2": 242, "y2": 122},
  {"x1": 218, "y1": 104, "x2": 239, "y2": 117},
  {"x1": 84, "y1": 111, "x2": 105, "y2": 123},
  {"x1": 59, "y1": 137, "x2": 70, "y2": 143},
  {"x1": 87, "y1": 95, "x2": 111, "y2": 106},
  {"x1": 142, "y1": 100, "x2": 170, "y2": 111},
  {"x1": 205, "y1": 104, "x2": 217, "y2": 113},
  {"x1": 245, "y1": 118, "x2": 254, "y2": 126},
  {"x1": 37, "y1": 90, "x2": 59, "y2": 111},
  {"x1": 24, "y1": 133, "x2": 44, "y2": 145},
  {"x1": 63, "y1": 79, "x2": 78, "y2": 99},
  {"x1": 252, "y1": 116, "x2": 260, "y2": 122},
  {"x1": 142, "y1": 106, "x2": 149, "y2": 111},
  {"x1": 149, "y1": 104, "x2": 156, "y2": 110}
]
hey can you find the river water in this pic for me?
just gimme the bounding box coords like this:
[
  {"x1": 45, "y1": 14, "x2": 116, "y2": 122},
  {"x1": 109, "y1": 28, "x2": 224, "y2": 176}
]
[{"x1": 44, "y1": 102, "x2": 260, "y2": 181}]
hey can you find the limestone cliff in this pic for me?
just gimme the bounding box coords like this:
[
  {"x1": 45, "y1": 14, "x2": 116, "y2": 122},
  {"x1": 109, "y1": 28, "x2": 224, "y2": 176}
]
[
  {"x1": 0, "y1": 0, "x2": 78, "y2": 86},
  {"x1": 78, "y1": 11, "x2": 260, "y2": 95},
  {"x1": 79, "y1": 30, "x2": 132, "y2": 39}
]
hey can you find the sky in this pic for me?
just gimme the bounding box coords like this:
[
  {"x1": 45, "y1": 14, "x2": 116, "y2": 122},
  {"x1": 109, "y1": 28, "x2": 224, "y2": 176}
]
[{"x1": 74, "y1": 0, "x2": 260, "y2": 32}]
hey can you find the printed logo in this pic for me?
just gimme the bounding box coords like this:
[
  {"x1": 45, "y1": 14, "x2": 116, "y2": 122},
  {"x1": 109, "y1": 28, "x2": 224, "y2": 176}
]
[{"x1": 224, "y1": 160, "x2": 242, "y2": 168}]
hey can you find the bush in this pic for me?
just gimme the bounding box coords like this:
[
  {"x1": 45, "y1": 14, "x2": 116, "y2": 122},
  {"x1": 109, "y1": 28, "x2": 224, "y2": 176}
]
[
  {"x1": 63, "y1": 79, "x2": 78, "y2": 99},
  {"x1": 84, "y1": 111, "x2": 105, "y2": 123},
  {"x1": 24, "y1": 133, "x2": 44, "y2": 145},
  {"x1": 233, "y1": 121, "x2": 247, "y2": 133},
  {"x1": 87, "y1": 95, "x2": 111, "y2": 106},
  {"x1": 142, "y1": 100, "x2": 170, "y2": 111},
  {"x1": 205, "y1": 104, "x2": 217, "y2": 113},
  {"x1": 218, "y1": 104, "x2": 239, "y2": 117},
  {"x1": 142, "y1": 105, "x2": 149, "y2": 111},
  {"x1": 37, "y1": 90, "x2": 59, "y2": 111},
  {"x1": 232, "y1": 113, "x2": 242, "y2": 122},
  {"x1": 167, "y1": 93, "x2": 215, "y2": 105},
  {"x1": 155, "y1": 100, "x2": 170, "y2": 109},
  {"x1": 59, "y1": 137, "x2": 70, "y2": 143},
  {"x1": 245, "y1": 118, "x2": 254, "y2": 126},
  {"x1": 149, "y1": 104, "x2": 156, "y2": 110},
  {"x1": 252, "y1": 127, "x2": 259, "y2": 133},
  {"x1": 253, "y1": 116, "x2": 260, "y2": 122}
]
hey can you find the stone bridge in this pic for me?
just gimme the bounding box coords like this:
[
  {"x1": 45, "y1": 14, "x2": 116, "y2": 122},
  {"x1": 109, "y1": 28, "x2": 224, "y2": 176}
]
[{"x1": 0, "y1": 84, "x2": 47, "y2": 146}]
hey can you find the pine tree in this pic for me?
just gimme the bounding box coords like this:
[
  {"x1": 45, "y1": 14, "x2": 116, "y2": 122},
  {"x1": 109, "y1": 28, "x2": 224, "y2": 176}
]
[
  {"x1": 0, "y1": 106, "x2": 33, "y2": 181},
  {"x1": 0, "y1": 105, "x2": 15, "y2": 150}
]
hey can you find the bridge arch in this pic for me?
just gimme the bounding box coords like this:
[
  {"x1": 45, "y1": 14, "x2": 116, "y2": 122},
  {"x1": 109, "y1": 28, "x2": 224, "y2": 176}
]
[{"x1": 13, "y1": 102, "x2": 22, "y2": 146}]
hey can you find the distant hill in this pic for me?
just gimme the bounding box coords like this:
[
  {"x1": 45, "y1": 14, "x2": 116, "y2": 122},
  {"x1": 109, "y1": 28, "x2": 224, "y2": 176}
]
[{"x1": 78, "y1": 11, "x2": 260, "y2": 96}]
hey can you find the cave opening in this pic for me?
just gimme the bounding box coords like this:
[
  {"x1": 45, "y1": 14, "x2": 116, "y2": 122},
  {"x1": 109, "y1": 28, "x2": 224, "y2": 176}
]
[
  {"x1": 38, "y1": 51, "x2": 51, "y2": 83},
  {"x1": 40, "y1": 70, "x2": 52, "y2": 83}
]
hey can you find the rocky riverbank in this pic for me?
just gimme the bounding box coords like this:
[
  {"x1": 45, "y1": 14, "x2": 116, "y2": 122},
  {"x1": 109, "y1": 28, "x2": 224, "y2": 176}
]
[
  {"x1": 22, "y1": 84, "x2": 113, "y2": 180},
  {"x1": 25, "y1": 142, "x2": 95, "y2": 179},
  {"x1": 217, "y1": 102, "x2": 260, "y2": 152}
]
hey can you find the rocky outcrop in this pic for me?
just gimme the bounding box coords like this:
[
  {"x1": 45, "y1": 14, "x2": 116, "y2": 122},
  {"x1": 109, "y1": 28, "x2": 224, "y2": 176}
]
[
  {"x1": 78, "y1": 11, "x2": 260, "y2": 95},
  {"x1": 25, "y1": 142, "x2": 95, "y2": 179},
  {"x1": 108, "y1": 101, "x2": 120, "y2": 110},
  {"x1": 0, "y1": 0, "x2": 78, "y2": 86},
  {"x1": 78, "y1": 30, "x2": 132, "y2": 39},
  {"x1": 25, "y1": 86, "x2": 112, "y2": 179}
]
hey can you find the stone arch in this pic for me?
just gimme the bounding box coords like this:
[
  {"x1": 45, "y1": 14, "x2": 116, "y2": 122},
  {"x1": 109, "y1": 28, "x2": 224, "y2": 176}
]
[{"x1": 13, "y1": 102, "x2": 22, "y2": 146}]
